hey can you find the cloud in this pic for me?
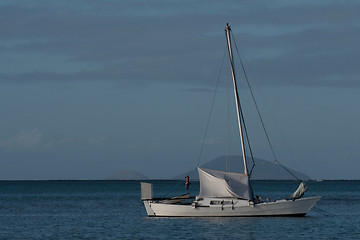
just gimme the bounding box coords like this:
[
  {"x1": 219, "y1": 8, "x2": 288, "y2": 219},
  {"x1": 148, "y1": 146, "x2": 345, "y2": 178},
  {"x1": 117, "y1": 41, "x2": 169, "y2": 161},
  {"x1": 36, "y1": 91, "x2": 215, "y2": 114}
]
[
  {"x1": 0, "y1": 129, "x2": 111, "y2": 152},
  {"x1": 0, "y1": 1, "x2": 359, "y2": 87},
  {"x1": 0, "y1": 129, "x2": 43, "y2": 149}
]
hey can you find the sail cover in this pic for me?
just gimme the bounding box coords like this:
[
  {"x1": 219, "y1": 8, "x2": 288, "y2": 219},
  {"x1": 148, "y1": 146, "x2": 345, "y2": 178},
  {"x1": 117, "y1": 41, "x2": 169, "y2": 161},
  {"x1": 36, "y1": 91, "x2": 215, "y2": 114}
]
[{"x1": 198, "y1": 167, "x2": 250, "y2": 199}]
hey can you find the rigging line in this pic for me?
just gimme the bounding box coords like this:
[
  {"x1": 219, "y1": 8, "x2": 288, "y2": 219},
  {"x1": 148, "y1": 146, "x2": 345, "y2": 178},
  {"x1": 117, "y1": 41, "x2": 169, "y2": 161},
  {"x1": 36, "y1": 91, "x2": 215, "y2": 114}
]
[
  {"x1": 231, "y1": 34, "x2": 301, "y2": 181},
  {"x1": 227, "y1": 33, "x2": 256, "y2": 176},
  {"x1": 256, "y1": 86, "x2": 303, "y2": 177},
  {"x1": 306, "y1": 188, "x2": 331, "y2": 216},
  {"x1": 161, "y1": 179, "x2": 187, "y2": 198},
  {"x1": 274, "y1": 159, "x2": 301, "y2": 181},
  {"x1": 238, "y1": 100, "x2": 256, "y2": 177},
  {"x1": 196, "y1": 46, "x2": 227, "y2": 167},
  {"x1": 256, "y1": 88, "x2": 301, "y2": 173},
  {"x1": 232, "y1": 45, "x2": 301, "y2": 173},
  {"x1": 231, "y1": 34, "x2": 277, "y2": 163},
  {"x1": 312, "y1": 206, "x2": 332, "y2": 216}
]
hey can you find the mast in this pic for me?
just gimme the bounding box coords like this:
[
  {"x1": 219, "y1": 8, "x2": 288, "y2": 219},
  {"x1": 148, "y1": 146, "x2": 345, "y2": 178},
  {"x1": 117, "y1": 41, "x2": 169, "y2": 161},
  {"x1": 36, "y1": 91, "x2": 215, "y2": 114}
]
[{"x1": 225, "y1": 23, "x2": 249, "y2": 176}]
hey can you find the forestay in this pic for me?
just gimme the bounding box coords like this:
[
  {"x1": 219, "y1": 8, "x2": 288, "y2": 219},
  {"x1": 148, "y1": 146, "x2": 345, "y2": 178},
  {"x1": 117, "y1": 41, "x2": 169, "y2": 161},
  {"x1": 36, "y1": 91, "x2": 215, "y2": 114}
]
[{"x1": 198, "y1": 167, "x2": 250, "y2": 199}]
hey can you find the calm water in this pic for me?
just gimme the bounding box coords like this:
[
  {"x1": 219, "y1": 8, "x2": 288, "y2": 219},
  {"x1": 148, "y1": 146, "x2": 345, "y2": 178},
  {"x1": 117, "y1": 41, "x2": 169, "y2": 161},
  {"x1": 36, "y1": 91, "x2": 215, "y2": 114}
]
[{"x1": 0, "y1": 180, "x2": 359, "y2": 239}]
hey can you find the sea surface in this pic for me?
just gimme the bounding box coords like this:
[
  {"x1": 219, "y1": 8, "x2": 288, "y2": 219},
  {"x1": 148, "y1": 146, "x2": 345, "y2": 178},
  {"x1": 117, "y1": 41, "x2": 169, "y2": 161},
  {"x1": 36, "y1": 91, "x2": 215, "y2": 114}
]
[{"x1": 0, "y1": 180, "x2": 359, "y2": 239}]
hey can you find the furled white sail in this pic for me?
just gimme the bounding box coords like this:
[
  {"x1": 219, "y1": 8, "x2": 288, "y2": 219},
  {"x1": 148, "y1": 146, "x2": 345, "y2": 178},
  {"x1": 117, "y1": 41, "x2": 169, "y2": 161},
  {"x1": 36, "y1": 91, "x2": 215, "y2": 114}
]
[
  {"x1": 198, "y1": 167, "x2": 250, "y2": 199},
  {"x1": 287, "y1": 181, "x2": 308, "y2": 200}
]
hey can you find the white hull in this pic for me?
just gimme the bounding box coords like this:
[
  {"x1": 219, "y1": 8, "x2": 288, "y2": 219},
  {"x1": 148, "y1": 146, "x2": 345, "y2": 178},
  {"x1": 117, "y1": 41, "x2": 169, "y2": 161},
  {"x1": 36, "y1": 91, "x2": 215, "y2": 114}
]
[{"x1": 143, "y1": 196, "x2": 321, "y2": 217}]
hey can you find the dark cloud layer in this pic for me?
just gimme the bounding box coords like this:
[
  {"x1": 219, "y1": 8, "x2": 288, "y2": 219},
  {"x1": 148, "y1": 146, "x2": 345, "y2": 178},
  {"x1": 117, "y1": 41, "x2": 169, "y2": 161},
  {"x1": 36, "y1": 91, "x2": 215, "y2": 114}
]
[{"x1": 1, "y1": 0, "x2": 359, "y2": 87}]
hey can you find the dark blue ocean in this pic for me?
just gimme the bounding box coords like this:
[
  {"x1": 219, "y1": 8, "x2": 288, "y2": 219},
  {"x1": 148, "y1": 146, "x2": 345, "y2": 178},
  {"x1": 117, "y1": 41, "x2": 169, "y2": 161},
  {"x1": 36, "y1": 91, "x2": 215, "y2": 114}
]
[{"x1": 0, "y1": 180, "x2": 359, "y2": 239}]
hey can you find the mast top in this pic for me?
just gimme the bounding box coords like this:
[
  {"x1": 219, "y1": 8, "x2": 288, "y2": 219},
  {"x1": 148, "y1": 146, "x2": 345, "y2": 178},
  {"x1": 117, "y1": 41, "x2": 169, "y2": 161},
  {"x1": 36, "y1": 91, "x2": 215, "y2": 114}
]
[{"x1": 225, "y1": 23, "x2": 231, "y2": 31}]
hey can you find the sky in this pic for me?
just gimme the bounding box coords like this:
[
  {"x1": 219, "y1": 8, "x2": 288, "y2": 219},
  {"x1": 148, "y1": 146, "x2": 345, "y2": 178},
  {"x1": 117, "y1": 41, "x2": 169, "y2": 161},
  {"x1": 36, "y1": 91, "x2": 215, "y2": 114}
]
[{"x1": 0, "y1": 0, "x2": 359, "y2": 180}]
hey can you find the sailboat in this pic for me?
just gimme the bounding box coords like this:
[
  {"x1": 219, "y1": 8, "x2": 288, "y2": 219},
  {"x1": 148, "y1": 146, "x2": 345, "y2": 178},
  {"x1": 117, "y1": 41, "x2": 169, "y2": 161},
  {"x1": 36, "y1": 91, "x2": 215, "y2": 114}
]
[{"x1": 141, "y1": 23, "x2": 320, "y2": 217}]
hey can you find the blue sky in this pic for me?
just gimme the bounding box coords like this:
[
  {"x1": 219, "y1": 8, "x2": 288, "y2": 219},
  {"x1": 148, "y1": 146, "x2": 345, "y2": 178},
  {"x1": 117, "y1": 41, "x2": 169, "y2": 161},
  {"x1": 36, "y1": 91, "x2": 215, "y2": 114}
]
[{"x1": 0, "y1": 0, "x2": 359, "y2": 179}]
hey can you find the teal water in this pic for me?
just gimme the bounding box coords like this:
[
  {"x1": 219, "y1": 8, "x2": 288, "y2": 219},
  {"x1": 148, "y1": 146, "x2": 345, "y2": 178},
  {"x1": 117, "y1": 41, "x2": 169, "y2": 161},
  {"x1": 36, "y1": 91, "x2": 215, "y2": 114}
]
[{"x1": 0, "y1": 180, "x2": 359, "y2": 239}]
